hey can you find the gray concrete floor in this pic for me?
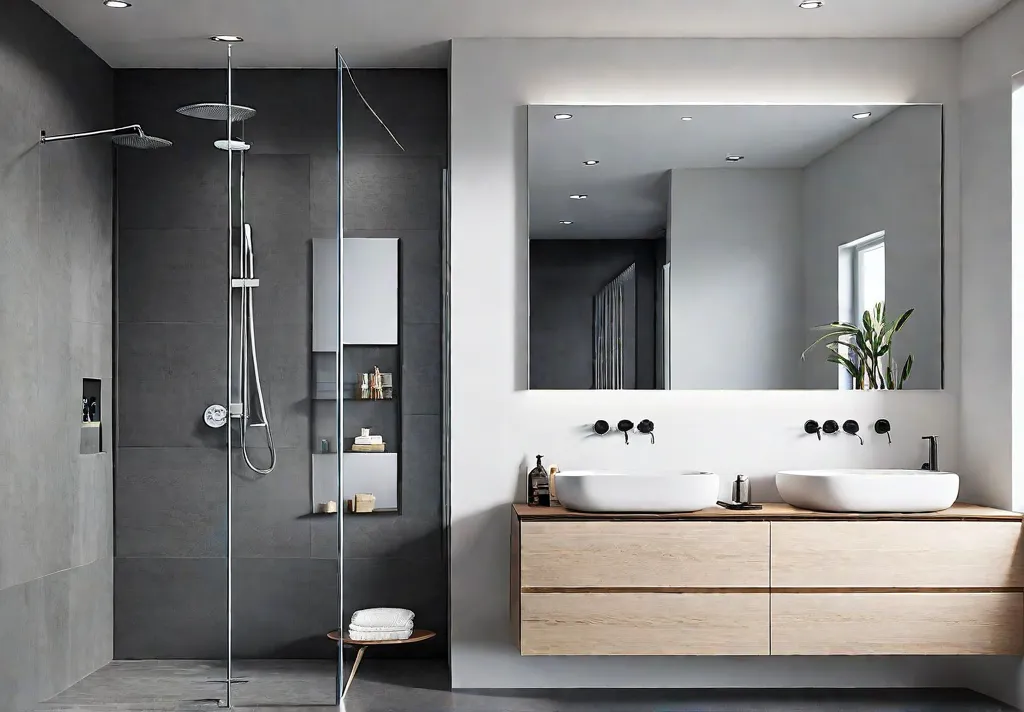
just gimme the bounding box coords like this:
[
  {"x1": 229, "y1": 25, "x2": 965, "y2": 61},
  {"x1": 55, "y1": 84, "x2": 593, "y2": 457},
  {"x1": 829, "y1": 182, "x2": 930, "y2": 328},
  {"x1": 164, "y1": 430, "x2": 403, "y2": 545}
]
[{"x1": 35, "y1": 659, "x2": 1017, "y2": 712}]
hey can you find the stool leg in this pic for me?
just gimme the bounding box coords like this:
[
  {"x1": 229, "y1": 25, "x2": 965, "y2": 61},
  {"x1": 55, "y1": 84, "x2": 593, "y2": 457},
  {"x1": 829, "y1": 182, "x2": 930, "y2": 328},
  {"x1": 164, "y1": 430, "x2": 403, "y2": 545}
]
[{"x1": 342, "y1": 645, "x2": 367, "y2": 698}]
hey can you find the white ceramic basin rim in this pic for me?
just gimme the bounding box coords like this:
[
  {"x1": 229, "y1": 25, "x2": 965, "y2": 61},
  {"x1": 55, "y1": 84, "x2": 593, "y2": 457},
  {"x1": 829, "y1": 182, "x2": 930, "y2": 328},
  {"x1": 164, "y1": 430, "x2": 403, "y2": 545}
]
[
  {"x1": 776, "y1": 469, "x2": 960, "y2": 513},
  {"x1": 554, "y1": 470, "x2": 719, "y2": 513}
]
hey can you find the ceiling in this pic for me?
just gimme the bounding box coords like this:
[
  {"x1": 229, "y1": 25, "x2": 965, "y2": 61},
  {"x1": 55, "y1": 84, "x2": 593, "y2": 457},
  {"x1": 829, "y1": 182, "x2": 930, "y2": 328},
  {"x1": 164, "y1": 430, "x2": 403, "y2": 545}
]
[
  {"x1": 32, "y1": 0, "x2": 1010, "y2": 68},
  {"x1": 528, "y1": 104, "x2": 930, "y2": 240}
]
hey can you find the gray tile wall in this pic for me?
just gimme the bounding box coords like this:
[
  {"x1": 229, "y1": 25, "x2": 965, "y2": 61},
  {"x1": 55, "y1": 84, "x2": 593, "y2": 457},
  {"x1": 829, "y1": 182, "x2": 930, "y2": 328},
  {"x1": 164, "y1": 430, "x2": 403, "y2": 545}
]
[
  {"x1": 114, "y1": 69, "x2": 447, "y2": 659},
  {"x1": 0, "y1": 1, "x2": 115, "y2": 710}
]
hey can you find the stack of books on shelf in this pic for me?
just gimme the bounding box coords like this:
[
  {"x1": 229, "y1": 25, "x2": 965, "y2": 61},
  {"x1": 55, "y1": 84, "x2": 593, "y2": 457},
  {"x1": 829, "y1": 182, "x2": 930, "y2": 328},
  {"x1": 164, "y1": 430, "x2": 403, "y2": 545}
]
[{"x1": 351, "y1": 430, "x2": 385, "y2": 453}]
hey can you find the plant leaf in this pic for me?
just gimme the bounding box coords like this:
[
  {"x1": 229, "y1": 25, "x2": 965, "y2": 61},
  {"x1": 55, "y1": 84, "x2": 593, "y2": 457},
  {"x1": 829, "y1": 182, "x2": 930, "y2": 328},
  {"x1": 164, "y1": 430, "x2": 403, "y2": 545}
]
[
  {"x1": 899, "y1": 354, "x2": 914, "y2": 389},
  {"x1": 827, "y1": 353, "x2": 859, "y2": 378}
]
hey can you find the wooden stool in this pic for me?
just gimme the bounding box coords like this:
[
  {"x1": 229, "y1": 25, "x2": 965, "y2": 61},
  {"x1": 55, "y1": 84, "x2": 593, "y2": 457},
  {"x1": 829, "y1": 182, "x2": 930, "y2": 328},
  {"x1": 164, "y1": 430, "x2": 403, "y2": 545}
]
[{"x1": 328, "y1": 629, "x2": 436, "y2": 697}]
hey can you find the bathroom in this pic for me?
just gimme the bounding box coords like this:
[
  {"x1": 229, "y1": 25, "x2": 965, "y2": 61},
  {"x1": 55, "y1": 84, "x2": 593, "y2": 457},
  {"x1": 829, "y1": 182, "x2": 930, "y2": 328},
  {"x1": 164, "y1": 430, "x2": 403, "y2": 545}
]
[{"x1": 1, "y1": 0, "x2": 1024, "y2": 710}]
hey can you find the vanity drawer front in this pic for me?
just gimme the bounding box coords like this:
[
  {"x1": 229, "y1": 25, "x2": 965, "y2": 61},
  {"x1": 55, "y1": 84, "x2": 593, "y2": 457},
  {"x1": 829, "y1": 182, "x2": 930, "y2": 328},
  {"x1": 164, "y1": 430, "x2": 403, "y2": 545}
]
[
  {"x1": 520, "y1": 521, "x2": 769, "y2": 588},
  {"x1": 771, "y1": 592, "x2": 1024, "y2": 655},
  {"x1": 771, "y1": 521, "x2": 1024, "y2": 589},
  {"x1": 520, "y1": 592, "x2": 769, "y2": 655}
]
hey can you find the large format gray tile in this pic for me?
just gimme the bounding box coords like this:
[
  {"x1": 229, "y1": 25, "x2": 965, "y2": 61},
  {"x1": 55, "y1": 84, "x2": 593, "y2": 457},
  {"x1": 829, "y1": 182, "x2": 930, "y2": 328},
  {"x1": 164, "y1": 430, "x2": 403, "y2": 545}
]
[
  {"x1": 400, "y1": 414, "x2": 442, "y2": 519},
  {"x1": 118, "y1": 229, "x2": 227, "y2": 325},
  {"x1": 401, "y1": 232, "x2": 442, "y2": 325},
  {"x1": 118, "y1": 150, "x2": 227, "y2": 230},
  {"x1": 73, "y1": 452, "x2": 113, "y2": 566},
  {"x1": 38, "y1": 570, "x2": 71, "y2": 704},
  {"x1": 343, "y1": 70, "x2": 448, "y2": 158},
  {"x1": 68, "y1": 557, "x2": 114, "y2": 684},
  {"x1": 116, "y1": 447, "x2": 227, "y2": 558},
  {"x1": 0, "y1": 578, "x2": 41, "y2": 712},
  {"x1": 231, "y1": 447, "x2": 311, "y2": 559},
  {"x1": 117, "y1": 322, "x2": 226, "y2": 448},
  {"x1": 401, "y1": 323, "x2": 441, "y2": 416},
  {"x1": 232, "y1": 558, "x2": 338, "y2": 658},
  {"x1": 344, "y1": 155, "x2": 442, "y2": 231},
  {"x1": 114, "y1": 557, "x2": 228, "y2": 659}
]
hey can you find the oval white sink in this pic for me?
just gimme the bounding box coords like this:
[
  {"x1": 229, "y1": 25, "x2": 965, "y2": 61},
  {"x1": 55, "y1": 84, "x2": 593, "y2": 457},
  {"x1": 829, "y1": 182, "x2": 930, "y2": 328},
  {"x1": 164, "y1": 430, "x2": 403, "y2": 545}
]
[
  {"x1": 555, "y1": 470, "x2": 719, "y2": 513},
  {"x1": 776, "y1": 469, "x2": 960, "y2": 513}
]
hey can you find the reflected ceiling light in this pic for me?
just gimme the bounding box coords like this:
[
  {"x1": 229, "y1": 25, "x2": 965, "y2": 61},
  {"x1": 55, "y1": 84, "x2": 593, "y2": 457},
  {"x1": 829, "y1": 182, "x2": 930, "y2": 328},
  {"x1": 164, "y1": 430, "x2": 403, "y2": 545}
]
[
  {"x1": 680, "y1": 116, "x2": 694, "y2": 121},
  {"x1": 103, "y1": 0, "x2": 132, "y2": 7},
  {"x1": 569, "y1": 194, "x2": 588, "y2": 200},
  {"x1": 799, "y1": 1, "x2": 824, "y2": 8},
  {"x1": 553, "y1": 113, "x2": 573, "y2": 120},
  {"x1": 725, "y1": 155, "x2": 745, "y2": 162},
  {"x1": 852, "y1": 111, "x2": 873, "y2": 120},
  {"x1": 210, "y1": 35, "x2": 244, "y2": 42},
  {"x1": 583, "y1": 160, "x2": 600, "y2": 166},
  {"x1": 559, "y1": 220, "x2": 574, "y2": 225}
]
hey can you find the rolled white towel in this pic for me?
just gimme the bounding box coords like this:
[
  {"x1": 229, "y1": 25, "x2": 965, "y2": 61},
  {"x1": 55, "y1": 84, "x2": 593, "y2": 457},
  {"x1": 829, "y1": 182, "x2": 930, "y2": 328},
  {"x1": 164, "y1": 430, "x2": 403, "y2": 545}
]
[
  {"x1": 350, "y1": 607, "x2": 414, "y2": 628},
  {"x1": 348, "y1": 623, "x2": 414, "y2": 633},
  {"x1": 347, "y1": 628, "x2": 413, "y2": 641}
]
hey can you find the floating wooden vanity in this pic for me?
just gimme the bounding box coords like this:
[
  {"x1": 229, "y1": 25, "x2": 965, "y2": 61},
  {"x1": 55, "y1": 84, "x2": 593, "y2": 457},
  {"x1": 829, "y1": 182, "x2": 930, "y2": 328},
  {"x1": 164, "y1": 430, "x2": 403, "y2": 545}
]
[{"x1": 511, "y1": 503, "x2": 1024, "y2": 656}]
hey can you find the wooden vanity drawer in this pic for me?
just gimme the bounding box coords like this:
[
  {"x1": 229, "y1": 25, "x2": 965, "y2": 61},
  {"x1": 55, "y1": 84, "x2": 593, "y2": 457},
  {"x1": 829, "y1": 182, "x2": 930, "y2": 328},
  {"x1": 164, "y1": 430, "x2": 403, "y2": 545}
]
[
  {"x1": 520, "y1": 592, "x2": 770, "y2": 655},
  {"x1": 520, "y1": 521, "x2": 769, "y2": 588},
  {"x1": 771, "y1": 521, "x2": 1024, "y2": 589},
  {"x1": 771, "y1": 592, "x2": 1024, "y2": 655}
]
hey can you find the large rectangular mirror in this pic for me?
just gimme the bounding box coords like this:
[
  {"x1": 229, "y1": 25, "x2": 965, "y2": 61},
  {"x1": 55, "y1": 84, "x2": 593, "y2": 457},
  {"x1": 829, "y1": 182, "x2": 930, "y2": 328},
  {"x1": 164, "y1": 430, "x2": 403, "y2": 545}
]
[{"x1": 528, "y1": 104, "x2": 943, "y2": 390}]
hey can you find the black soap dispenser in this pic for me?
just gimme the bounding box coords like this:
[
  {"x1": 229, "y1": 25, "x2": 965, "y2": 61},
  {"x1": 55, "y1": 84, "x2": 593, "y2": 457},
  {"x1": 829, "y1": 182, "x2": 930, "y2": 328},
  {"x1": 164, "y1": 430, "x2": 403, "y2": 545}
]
[{"x1": 528, "y1": 454, "x2": 551, "y2": 507}]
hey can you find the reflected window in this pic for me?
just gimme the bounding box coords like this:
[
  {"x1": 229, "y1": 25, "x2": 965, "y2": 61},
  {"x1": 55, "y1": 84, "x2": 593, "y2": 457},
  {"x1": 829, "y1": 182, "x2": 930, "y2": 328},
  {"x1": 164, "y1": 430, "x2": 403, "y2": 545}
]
[{"x1": 838, "y1": 231, "x2": 885, "y2": 389}]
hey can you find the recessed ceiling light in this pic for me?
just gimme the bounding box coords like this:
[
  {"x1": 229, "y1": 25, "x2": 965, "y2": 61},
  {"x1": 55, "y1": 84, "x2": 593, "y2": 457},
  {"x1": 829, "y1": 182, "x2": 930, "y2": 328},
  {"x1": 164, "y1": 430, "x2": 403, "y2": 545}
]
[
  {"x1": 680, "y1": 116, "x2": 694, "y2": 121},
  {"x1": 583, "y1": 160, "x2": 600, "y2": 166},
  {"x1": 725, "y1": 155, "x2": 745, "y2": 163},
  {"x1": 559, "y1": 220, "x2": 574, "y2": 225},
  {"x1": 569, "y1": 194, "x2": 588, "y2": 200},
  {"x1": 799, "y1": 1, "x2": 824, "y2": 8},
  {"x1": 553, "y1": 113, "x2": 573, "y2": 120},
  {"x1": 852, "y1": 111, "x2": 873, "y2": 120},
  {"x1": 103, "y1": 0, "x2": 131, "y2": 7},
  {"x1": 210, "y1": 35, "x2": 244, "y2": 43}
]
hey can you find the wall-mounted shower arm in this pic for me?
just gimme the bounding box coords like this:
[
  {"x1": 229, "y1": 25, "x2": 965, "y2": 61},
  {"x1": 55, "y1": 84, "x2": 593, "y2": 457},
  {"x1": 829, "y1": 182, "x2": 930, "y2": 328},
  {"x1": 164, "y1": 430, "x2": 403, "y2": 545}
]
[{"x1": 40, "y1": 124, "x2": 143, "y2": 143}]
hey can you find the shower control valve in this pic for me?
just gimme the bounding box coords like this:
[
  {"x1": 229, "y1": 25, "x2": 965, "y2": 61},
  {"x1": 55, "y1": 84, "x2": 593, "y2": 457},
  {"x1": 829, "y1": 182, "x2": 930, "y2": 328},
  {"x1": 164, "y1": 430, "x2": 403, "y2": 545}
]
[{"x1": 204, "y1": 404, "x2": 228, "y2": 429}]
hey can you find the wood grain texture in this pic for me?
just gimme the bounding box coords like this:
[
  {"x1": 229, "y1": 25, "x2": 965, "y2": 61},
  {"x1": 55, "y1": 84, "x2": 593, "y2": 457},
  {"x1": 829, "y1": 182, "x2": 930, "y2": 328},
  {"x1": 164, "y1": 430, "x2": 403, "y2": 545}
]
[
  {"x1": 514, "y1": 503, "x2": 1022, "y2": 521},
  {"x1": 510, "y1": 508, "x2": 521, "y2": 645},
  {"x1": 771, "y1": 521, "x2": 1024, "y2": 589},
  {"x1": 520, "y1": 521, "x2": 769, "y2": 588},
  {"x1": 771, "y1": 593, "x2": 1024, "y2": 655},
  {"x1": 521, "y1": 592, "x2": 769, "y2": 656}
]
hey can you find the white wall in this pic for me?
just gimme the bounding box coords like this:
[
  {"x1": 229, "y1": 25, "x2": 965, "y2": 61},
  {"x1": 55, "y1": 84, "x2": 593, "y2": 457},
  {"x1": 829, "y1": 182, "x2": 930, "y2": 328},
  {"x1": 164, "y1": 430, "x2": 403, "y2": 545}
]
[
  {"x1": 801, "y1": 105, "x2": 944, "y2": 390},
  {"x1": 450, "y1": 37, "x2": 963, "y2": 690},
  {"x1": 958, "y1": 0, "x2": 1024, "y2": 705},
  {"x1": 669, "y1": 168, "x2": 803, "y2": 389}
]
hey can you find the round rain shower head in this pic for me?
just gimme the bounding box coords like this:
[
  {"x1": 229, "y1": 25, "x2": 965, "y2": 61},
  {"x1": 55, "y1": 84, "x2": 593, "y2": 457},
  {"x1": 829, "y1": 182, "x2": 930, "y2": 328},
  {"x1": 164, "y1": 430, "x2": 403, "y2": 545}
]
[
  {"x1": 111, "y1": 133, "x2": 172, "y2": 149},
  {"x1": 177, "y1": 103, "x2": 257, "y2": 122},
  {"x1": 214, "y1": 139, "x2": 251, "y2": 152}
]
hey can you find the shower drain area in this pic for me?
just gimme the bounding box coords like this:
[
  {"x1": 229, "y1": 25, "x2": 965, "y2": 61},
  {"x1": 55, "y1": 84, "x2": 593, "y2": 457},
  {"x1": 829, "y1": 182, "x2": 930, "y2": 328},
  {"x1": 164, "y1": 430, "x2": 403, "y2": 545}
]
[{"x1": 80, "y1": 377, "x2": 103, "y2": 455}]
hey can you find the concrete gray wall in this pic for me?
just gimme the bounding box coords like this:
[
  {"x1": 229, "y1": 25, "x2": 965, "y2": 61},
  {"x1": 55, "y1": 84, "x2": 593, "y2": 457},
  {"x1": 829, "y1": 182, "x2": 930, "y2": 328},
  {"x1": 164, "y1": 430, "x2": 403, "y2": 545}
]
[
  {"x1": 114, "y1": 69, "x2": 446, "y2": 659},
  {"x1": 0, "y1": 1, "x2": 114, "y2": 710},
  {"x1": 668, "y1": 168, "x2": 803, "y2": 389},
  {"x1": 801, "y1": 105, "x2": 943, "y2": 390},
  {"x1": 529, "y1": 239, "x2": 660, "y2": 390}
]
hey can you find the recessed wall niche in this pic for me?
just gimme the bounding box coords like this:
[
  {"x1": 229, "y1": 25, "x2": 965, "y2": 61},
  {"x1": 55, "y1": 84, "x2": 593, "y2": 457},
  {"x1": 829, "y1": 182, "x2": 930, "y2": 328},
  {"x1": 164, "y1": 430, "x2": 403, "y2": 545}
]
[{"x1": 80, "y1": 378, "x2": 103, "y2": 455}]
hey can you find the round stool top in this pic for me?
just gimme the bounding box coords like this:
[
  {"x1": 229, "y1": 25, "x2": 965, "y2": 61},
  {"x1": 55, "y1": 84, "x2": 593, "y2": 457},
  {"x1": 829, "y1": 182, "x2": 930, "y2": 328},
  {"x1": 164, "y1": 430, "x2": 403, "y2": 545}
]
[{"x1": 328, "y1": 629, "x2": 435, "y2": 646}]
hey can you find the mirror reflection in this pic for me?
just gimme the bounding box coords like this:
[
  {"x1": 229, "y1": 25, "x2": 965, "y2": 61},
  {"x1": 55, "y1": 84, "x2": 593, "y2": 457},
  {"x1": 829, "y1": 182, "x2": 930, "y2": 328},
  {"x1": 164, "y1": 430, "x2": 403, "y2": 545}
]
[{"x1": 528, "y1": 104, "x2": 943, "y2": 390}]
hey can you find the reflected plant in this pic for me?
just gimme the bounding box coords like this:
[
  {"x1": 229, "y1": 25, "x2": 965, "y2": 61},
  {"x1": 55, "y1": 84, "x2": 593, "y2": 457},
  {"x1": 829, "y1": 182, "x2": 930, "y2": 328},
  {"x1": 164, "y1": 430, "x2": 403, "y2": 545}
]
[{"x1": 802, "y1": 302, "x2": 914, "y2": 390}]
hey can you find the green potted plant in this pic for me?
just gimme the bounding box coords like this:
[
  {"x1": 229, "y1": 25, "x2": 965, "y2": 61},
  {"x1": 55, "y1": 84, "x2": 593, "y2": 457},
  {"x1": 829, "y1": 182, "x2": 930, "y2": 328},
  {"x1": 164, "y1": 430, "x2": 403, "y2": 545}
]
[{"x1": 802, "y1": 302, "x2": 914, "y2": 390}]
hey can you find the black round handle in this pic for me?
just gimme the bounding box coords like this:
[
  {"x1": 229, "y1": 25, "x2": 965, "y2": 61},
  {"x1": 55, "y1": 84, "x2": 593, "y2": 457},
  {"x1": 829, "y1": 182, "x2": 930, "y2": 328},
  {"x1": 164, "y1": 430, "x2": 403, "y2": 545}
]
[
  {"x1": 637, "y1": 419, "x2": 654, "y2": 434},
  {"x1": 874, "y1": 419, "x2": 891, "y2": 434},
  {"x1": 804, "y1": 420, "x2": 820, "y2": 435},
  {"x1": 617, "y1": 419, "x2": 634, "y2": 433},
  {"x1": 594, "y1": 420, "x2": 609, "y2": 435},
  {"x1": 822, "y1": 420, "x2": 839, "y2": 435},
  {"x1": 842, "y1": 419, "x2": 860, "y2": 435}
]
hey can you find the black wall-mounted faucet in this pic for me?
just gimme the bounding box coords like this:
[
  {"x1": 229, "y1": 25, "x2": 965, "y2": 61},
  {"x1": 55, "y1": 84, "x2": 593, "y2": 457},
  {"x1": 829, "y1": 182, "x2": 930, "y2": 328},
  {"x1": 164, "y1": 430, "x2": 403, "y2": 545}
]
[
  {"x1": 842, "y1": 419, "x2": 863, "y2": 445},
  {"x1": 822, "y1": 420, "x2": 839, "y2": 435},
  {"x1": 593, "y1": 420, "x2": 610, "y2": 435},
  {"x1": 617, "y1": 419, "x2": 634, "y2": 445},
  {"x1": 804, "y1": 420, "x2": 822, "y2": 440},
  {"x1": 637, "y1": 419, "x2": 655, "y2": 444},
  {"x1": 874, "y1": 419, "x2": 892, "y2": 444}
]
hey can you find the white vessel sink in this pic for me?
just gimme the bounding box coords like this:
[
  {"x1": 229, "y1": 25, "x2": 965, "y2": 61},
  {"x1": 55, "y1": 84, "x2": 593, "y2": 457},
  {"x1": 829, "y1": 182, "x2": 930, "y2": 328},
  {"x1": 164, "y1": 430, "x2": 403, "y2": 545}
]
[
  {"x1": 554, "y1": 470, "x2": 719, "y2": 513},
  {"x1": 776, "y1": 469, "x2": 960, "y2": 513}
]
